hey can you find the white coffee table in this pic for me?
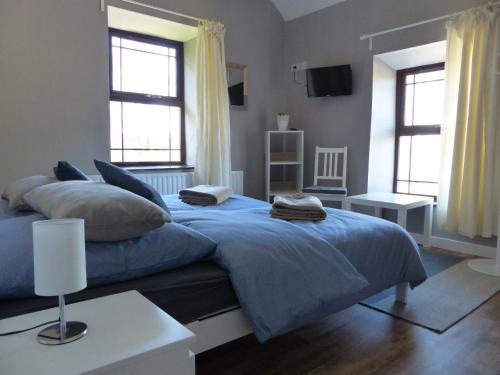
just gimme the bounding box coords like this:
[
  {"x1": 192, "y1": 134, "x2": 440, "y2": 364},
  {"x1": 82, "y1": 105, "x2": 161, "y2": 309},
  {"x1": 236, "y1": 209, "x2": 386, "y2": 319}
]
[
  {"x1": 346, "y1": 192, "x2": 434, "y2": 247},
  {"x1": 0, "y1": 291, "x2": 195, "y2": 375}
]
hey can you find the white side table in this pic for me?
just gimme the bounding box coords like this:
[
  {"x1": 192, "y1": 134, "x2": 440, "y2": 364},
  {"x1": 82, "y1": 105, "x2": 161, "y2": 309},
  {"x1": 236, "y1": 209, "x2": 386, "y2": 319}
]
[
  {"x1": 346, "y1": 192, "x2": 434, "y2": 247},
  {"x1": 0, "y1": 291, "x2": 195, "y2": 375}
]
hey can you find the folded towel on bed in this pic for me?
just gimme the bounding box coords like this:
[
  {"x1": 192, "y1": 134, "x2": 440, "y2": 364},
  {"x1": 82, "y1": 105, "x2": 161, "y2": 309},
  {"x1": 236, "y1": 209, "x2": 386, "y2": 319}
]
[
  {"x1": 271, "y1": 194, "x2": 327, "y2": 221},
  {"x1": 179, "y1": 185, "x2": 233, "y2": 205}
]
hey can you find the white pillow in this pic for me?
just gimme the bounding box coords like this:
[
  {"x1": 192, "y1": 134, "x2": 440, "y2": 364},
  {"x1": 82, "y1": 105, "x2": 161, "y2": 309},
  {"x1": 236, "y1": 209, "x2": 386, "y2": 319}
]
[
  {"x1": 1, "y1": 176, "x2": 58, "y2": 211},
  {"x1": 25, "y1": 181, "x2": 170, "y2": 241}
]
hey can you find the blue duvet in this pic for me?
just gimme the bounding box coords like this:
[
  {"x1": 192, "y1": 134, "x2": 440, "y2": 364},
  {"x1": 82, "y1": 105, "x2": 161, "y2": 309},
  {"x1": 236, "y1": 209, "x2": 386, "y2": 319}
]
[
  {"x1": 1, "y1": 196, "x2": 426, "y2": 342},
  {"x1": 0, "y1": 206, "x2": 216, "y2": 298},
  {"x1": 173, "y1": 206, "x2": 426, "y2": 342}
]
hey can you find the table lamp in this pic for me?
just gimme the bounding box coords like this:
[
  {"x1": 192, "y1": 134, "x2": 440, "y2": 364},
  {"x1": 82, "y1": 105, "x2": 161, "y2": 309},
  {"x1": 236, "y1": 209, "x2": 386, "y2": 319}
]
[{"x1": 33, "y1": 219, "x2": 88, "y2": 345}]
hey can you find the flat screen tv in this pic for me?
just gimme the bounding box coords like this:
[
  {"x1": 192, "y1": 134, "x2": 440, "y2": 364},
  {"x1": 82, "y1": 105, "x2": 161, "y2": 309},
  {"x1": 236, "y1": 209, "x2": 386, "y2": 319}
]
[{"x1": 306, "y1": 65, "x2": 352, "y2": 97}]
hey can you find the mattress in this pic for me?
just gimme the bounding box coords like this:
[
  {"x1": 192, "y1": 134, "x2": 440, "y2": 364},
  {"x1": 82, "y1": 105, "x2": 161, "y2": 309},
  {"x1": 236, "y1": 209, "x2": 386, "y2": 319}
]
[{"x1": 0, "y1": 261, "x2": 239, "y2": 323}]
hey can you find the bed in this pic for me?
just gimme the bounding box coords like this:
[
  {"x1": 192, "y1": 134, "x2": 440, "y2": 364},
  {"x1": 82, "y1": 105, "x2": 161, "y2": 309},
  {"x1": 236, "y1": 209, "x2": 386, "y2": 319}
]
[{"x1": 0, "y1": 194, "x2": 426, "y2": 352}]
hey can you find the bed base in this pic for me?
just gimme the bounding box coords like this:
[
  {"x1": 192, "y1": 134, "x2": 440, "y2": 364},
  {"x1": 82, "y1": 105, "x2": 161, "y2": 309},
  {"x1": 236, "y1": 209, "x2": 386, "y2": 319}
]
[
  {"x1": 186, "y1": 308, "x2": 252, "y2": 354},
  {"x1": 186, "y1": 282, "x2": 410, "y2": 354}
]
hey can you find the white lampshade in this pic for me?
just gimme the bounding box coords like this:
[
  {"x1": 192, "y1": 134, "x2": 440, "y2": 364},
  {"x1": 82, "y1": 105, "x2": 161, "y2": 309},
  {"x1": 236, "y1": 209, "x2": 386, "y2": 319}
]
[{"x1": 33, "y1": 219, "x2": 87, "y2": 296}]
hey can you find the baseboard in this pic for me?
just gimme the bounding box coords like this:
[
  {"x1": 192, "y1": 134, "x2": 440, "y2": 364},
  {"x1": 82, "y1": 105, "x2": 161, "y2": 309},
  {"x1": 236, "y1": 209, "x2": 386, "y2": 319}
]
[{"x1": 410, "y1": 232, "x2": 496, "y2": 259}]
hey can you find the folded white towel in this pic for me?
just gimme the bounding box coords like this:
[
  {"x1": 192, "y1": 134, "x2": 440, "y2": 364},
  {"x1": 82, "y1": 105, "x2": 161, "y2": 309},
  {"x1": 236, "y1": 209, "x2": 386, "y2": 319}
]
[
  {"x1": 273, "y1": 194, "x2": 325, "y2": 211},
  {"x1": 179, "y1": 185, "x2": 233, "y2": 205},
  {"x1": 271, "y1": 194, "x2": 326, "y2": 221}
]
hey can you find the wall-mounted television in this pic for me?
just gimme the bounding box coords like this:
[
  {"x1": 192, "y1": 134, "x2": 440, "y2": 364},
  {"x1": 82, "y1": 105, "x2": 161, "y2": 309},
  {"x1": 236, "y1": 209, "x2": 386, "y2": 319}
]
[{"x1": 306, "y1": 64, "x2": 352, "y2": 97}]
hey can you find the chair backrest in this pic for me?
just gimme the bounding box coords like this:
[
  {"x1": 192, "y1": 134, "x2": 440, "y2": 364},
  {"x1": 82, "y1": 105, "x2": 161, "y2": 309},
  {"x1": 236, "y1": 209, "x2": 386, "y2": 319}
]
[{"x1": 313, "y1": 146, "x2": 348, "y2": 187}]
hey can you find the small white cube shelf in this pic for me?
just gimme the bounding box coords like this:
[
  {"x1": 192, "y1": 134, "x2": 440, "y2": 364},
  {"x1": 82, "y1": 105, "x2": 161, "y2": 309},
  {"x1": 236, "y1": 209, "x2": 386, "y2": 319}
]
[{"x1": 265, "y1": 130, "x2": 304, "y2": 202}]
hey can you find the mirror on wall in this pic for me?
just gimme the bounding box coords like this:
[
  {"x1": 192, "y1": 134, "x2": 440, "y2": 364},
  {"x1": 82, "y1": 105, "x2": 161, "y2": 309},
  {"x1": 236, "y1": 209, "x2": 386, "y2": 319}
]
[{"x1": 227, "y1": 62, "x2": 248, "y2": 110}]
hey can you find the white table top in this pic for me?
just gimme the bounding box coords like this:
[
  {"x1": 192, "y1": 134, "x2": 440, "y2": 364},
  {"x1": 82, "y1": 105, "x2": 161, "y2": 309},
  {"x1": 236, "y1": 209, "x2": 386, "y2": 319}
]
[
  {"x1": 0, "y1": 291, "x2": 195, "y2": 375},
  {"x1": 347, "y1": 192, "x2": 433, "y2": 210}
]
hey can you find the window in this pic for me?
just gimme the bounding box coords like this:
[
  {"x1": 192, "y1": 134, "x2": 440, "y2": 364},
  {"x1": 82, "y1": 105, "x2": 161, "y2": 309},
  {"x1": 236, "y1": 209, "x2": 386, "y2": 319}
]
[
  {"x1": 394, "y1": 63, "x2": 445, "y2": 197},
  {"x1": 109, "y1": 28, "x2": 185, "y2": 165}
]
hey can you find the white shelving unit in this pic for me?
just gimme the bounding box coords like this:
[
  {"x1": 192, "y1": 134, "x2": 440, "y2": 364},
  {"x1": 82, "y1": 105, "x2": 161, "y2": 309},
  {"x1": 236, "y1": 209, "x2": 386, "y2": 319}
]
[{"x1": 265, "y1": 130, "x2": 304, "y2": 202}]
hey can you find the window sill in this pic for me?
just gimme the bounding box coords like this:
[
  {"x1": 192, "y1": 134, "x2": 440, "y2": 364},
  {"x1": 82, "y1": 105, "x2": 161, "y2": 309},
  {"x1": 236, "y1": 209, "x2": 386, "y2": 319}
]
[{"x1": 123, "y1": 165, "x2": 194, "y2": 172}]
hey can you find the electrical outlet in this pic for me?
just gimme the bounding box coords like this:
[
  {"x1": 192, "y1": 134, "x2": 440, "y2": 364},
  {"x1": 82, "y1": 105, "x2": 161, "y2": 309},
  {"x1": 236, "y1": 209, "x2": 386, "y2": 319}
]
[{"x1": 291, "y1": 61, "x2": 308, "y2": 72}]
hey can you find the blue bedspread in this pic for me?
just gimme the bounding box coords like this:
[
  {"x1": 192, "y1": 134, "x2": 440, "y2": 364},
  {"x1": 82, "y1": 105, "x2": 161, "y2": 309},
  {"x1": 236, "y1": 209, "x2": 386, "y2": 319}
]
[
  {"x1": 0, "y1": 208, "x2": 216, "y2": 298},
  {"x1": 1, "y1": 195, "x2": 426, "y2": 342},
  {"x1": 173, "y1": 205, "x2": 426, "y2": 342}
]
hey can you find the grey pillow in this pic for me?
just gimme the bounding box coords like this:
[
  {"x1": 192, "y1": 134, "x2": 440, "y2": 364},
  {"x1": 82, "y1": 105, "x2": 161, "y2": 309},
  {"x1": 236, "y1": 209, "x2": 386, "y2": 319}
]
[
  {"x1": 1, "y1": 176, "x2": 58, "y2": 211},
  {"x1": 24, "y1": 181, "x2": 171, "y2": 242}
]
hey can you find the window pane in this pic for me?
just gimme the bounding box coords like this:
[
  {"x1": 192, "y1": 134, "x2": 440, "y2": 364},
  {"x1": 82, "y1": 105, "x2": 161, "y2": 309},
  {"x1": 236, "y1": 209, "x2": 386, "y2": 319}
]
[
  {"x1": 409, "y1": 182, "x2": 438, "y2": 196},
  {"x1": 397, "y1": 136, "x2": 411, "y2": 180},
  {"x1": 405, "y1": 74, "x2": 414, "y2": 84},
  {"x1": 413, "y1": 80, "x2": 444, "y2": 125},
  {"x1": 414, "y1": 70, "x2": 445, "y2": 82},
  {"x1": 112, "y1": 46, "x2": 121, "y2": 91},
  {"x1": 111, "y1": 149, "x2": 123, "y2": 163},
  {"x1": 122, "y1": 102, "x2": 170, "y2": 149},
  {"x1": 109, "y1": 101, "x2": 122, "y2": 149},
  {"x1": 109, "y1": 32, "x2": 183, "y2": 165},
  {"x1": 169, "y1": 56, "x2": 177, "y2": 97},
  {"x1": 121, "y1": 39, "x2": 170, "y2": 56},
  {"x1": 409, "y1": 134, "x2": 441, "y2": 183},
  {"x1": 170, "y1": 107, "x2": 181, "y2": 149},
  {"x1": 123, "y1": 150, "x2": 171, "y2": 162},
  {"x1": 396, "y1": 181, "x2": 409, "y2": 194},
  {"x1": 111, "y1": 37, "x2": 121, "y2": 47},
  {"x1": 171, "y1": 150, "x2": 181, "y2": 162},
  {"x1": 121, "y1": 49, "x2": 170, "y2": 96},
  {"x1": 404, "y1": 85, "x2": 414, "y2": 126}
]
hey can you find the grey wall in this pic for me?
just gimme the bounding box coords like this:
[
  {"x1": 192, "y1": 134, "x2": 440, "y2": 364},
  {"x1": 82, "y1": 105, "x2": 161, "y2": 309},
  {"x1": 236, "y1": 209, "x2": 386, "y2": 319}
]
[
  {"x1": 0, "y1": 0, "x2": 110, "y2": 191},
  {"x1": 284, "y1": 0, "x2": 488, "y2": 196},
  {"x1": 0, "y1": 0, "x2": 286, "y2": 199}
]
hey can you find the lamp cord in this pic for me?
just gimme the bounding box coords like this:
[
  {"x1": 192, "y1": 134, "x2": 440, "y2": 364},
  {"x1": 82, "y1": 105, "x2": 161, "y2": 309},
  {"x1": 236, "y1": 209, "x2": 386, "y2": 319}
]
[{"x1": 0, "y1": 318, "x2": 59, "y2": 336}]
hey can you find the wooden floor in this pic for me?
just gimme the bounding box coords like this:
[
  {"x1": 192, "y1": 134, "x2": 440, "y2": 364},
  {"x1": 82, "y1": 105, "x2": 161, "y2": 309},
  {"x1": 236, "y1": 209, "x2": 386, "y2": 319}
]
[{"x1": 196, "y1": 293, "x2": 500, "y2": 375}]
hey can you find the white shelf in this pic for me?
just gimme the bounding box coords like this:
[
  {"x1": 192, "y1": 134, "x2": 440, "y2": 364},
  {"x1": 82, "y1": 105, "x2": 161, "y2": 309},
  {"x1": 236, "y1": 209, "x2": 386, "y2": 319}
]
[
  {"x1": 269, "y1": 161, "x2": 303, "y2": 165},
  {"x1": 265, "y1": 130, "x2": 304, "y2": 202},
  {"x1": 266, "y1": 130, "x2": 304, "y2": 133},
  {"x1": 270, "y1": 189, "x2": 302, "y2": 196}
]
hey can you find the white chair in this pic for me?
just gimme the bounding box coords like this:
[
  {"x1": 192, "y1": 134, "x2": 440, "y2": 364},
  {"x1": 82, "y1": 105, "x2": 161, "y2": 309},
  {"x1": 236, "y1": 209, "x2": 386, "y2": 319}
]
[{"x1": 303, "y1": 146, "x2": 348, "y2": 209}]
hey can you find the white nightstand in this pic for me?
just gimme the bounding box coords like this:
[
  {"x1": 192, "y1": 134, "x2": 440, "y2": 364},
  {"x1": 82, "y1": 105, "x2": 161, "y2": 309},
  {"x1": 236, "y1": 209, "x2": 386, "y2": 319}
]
[
  {"x1": 0, "y1": 291, "x2": 195, "y2": 375},
  {"x1": 346, "y1": 192, "x2": 434, "y2": 247}
]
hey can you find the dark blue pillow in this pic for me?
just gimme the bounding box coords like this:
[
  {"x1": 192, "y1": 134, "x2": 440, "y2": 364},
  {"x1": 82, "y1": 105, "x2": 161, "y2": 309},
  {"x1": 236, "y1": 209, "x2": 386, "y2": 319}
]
[
  {"x1": 94, "y1": 160, "x2": 170, "y2": 214},
  {"x1": 53, "y1": 161, "x2": 90, "y2": 181}
]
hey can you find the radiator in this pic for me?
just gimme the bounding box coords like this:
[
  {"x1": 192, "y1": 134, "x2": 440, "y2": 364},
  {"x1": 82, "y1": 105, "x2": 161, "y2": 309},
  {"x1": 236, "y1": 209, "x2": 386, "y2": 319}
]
[{"x1": 90, "y1": 170, "x2": 244, "y2": 195}]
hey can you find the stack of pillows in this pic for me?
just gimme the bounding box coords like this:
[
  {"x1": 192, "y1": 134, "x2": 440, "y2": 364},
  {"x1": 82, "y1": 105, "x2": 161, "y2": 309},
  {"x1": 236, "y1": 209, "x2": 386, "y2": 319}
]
[{"x1": 1, "y1": 161, "x2": 171, "y2": 242}]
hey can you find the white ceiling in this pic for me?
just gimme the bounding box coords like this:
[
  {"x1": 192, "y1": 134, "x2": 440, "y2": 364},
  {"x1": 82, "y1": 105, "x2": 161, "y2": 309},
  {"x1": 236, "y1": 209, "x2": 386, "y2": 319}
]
[
  {"x1": 271, "y1": 0, "x2": 347, "y2": 21},
  {"x1": 376, "y1": 41, "x2": 446, "y2": 70}
]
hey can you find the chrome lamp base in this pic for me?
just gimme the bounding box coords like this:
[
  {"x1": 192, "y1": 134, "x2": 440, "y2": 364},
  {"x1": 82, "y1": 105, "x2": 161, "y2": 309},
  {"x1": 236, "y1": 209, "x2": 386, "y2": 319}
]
[
  {"x1": 37, "y1": 295, "x2": 87, "y2": 345},
  {"x1": 37, "y1": 321, "x2": 87, "y2": 345}
]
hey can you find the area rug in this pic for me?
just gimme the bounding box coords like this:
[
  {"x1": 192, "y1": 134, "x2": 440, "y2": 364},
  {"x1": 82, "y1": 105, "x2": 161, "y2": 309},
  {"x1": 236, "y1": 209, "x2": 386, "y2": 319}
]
[{"x1": 360, "y1": 249, "x2": 500, "y2": 333}]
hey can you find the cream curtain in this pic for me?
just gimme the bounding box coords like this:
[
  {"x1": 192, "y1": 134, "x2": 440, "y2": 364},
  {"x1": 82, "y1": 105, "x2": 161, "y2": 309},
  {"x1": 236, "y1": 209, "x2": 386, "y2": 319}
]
[
  {"x1": 194, "y1": 21, "x2": 232, "y2": 186},
  {"x1": 438, "y1": 4, "x2": 500, "y2": 238}
]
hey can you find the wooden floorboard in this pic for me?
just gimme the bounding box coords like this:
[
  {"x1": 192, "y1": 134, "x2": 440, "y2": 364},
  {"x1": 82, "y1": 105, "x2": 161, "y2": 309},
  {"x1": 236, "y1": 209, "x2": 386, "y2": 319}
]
[{"x1": 196, "y1": 293, "x2": 500, "y2": 375}]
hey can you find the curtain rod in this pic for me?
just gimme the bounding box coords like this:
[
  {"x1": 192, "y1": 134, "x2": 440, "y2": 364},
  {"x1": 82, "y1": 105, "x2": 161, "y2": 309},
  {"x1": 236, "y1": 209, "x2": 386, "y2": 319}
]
[
  {"x1": 100, "y1": 0, "x2": 206, "y2": 22},
  {"x1": 360, "y1": 1, "x2": 500, "y2": 50}
]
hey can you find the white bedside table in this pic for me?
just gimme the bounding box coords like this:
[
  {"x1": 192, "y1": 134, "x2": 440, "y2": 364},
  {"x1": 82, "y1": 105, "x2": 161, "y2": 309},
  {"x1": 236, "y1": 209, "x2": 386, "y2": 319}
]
[
  {"x1": 0, "y1": 291, "x2": 195, "y2": 375},
  {"x1": 346, "y1": 192, "x2": 434, "y2": 248}
]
